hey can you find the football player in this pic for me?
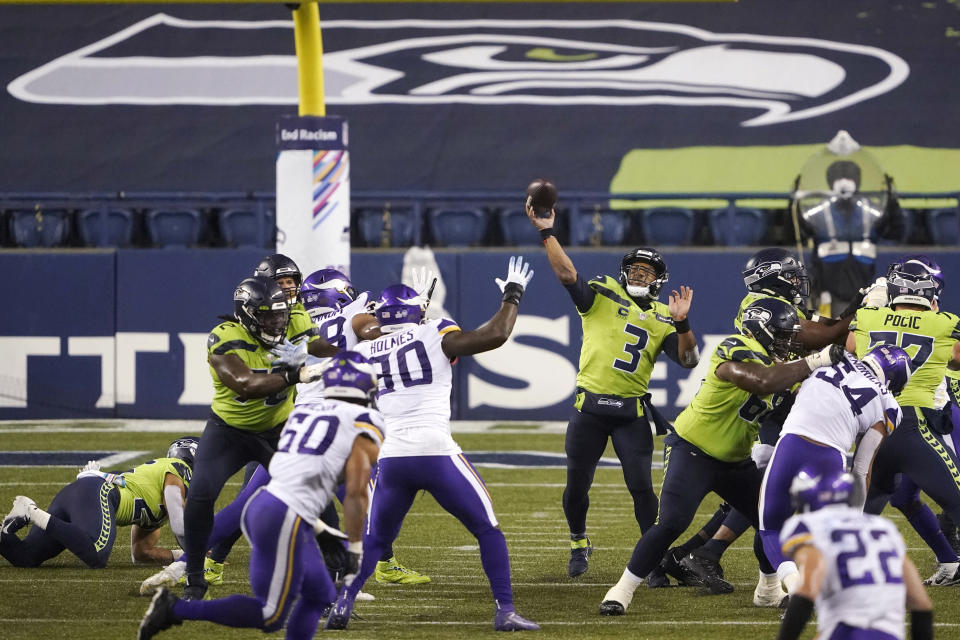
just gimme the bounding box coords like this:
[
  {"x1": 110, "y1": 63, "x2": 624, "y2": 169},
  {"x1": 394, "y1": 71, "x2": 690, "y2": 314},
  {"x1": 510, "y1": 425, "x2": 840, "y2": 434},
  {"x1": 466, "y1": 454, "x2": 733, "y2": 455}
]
[
  {"x1": 528, "y1": 202, "x2": 699, "y2": 579},
  {"x1": 778, "y1": 466, "x2": 933, "y2": 640},
  {"x1": 179, "y1": 276, "x2": 335, "y2": 600},
  {"x1": 1, "y1": 437, "x2": 197, "y2": 569},
  {"x1": 848, "y1": 255, "x2": 960, "y2": 586},
  {"x1": 324, "y1": 257, "x2": 539, "y2": 632},
  {"x1": 758, "y1": 344, "x2": 910, "y2": 595},
  {"x1": 138, "y1": 352, "x2": 383, "y2": 640},
  {"x1": 254, "y1": 253, "x2": 304, "y2": 308},
  {"x1": 598, "y1": 297, "x2": 844, "y2": 616}
]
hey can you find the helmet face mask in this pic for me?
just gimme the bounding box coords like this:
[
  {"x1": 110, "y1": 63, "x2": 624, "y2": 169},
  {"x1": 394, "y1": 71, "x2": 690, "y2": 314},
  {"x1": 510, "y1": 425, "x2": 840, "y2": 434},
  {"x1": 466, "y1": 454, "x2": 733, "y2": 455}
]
[
  {"x1": 861, "y1": 343, "x2": 912, "y2": 393},
  {"x1": 790, "y1": 466, "x2": 855, "y2": 512},
  {"x1": 740, "y1": 298, "x2": 801, "y2": 360},
  {"x1": 254, "y1": 254, "x2": 303, "y2": 305},
  {"x1": 234, "y1": 276, "x2": 291, "y2": 348},
  {"x1": 166, "y1": 436, "x2": 200, "y2": 467},
  {"x1": 619, "y1": 248, "x2": 668, "y2": 300},
  {"x1": 886, "y1": 256, "x2": 943, "y2": 309},
  {"x1": 322, "y1": 350, "x2": 379, "y2": 404},
  {"x1": 375, "y1": 284, "x2": 424, "y2": 334},
  {"x1": 742, "y1": 248, "x2": 809, "y2": 307}
]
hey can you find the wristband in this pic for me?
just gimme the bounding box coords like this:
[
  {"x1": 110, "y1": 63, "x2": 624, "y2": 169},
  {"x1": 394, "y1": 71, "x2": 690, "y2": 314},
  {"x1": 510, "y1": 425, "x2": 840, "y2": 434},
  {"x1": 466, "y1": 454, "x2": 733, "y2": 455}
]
[
  {"x1": 281, "y1": 367, "x2": 300, "y2": 386},
  {"x1": 502, "y1": 282, "x2": 524, "y2": 305},
  {"x1": 347, "y1": 541, "x2": 363, "y2": 555},
  {"x1": 777, "y1": 594, "x2": 814, "y2": 640},
  {"x1": 911, "y1": 610, "x2": 933, "y2": 640},
  {"x1": 674, "y1": 318, "x2": 690, "y2": 334},
  {"x1": 171, "y1": 548, "x2": 184, "y2": 561},
  {"x1": 539, "y1": 227, "x2": 557, "y2": 243}
]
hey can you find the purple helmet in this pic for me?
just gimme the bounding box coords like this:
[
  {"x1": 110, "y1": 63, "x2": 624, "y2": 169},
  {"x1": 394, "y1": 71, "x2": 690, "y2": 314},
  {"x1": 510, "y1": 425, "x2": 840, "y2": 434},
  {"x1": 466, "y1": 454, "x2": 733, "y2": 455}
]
[
  {"x1": 375, "y1": 284, "x2": 424, "y2": 333},
  {"x1": 322, "y1": 350, "x2": 379, "y2": 403},
  {"x1": 301, "y1": 268, "x2": 358, "y2": 301},
  {"x1": 861, "y1": 343, "x2": 912, "y2": 394},
  {"x1": 790, "y1": 466, "x2": 855, "y2": 512},
  {"x1": 886, "y1": 256, "x2": 944, "y2": 309},
  {"x1": 302, "y1": 287, "x2": 352, "y2": 319}
]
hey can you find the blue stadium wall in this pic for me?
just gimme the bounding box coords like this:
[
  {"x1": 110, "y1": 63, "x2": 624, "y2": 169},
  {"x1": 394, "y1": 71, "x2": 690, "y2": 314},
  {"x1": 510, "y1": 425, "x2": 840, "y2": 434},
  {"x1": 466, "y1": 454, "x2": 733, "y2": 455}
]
[{"x1": 3, "y1": 248, "x2": 959, "y2": 421}]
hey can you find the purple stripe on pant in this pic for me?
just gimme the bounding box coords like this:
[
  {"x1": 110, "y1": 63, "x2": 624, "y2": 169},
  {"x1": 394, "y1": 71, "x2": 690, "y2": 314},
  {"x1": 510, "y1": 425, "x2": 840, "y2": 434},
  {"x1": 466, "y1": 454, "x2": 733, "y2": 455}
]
[
  {"x1": 759, "y1": 434, "x2": 845, "y2": 570},
  {"x1": 173, "y1": 489, "x2": 335, "y2": 640},
  {"x1": 344, "y1": 454, "x2": 514, "y2": 610}
]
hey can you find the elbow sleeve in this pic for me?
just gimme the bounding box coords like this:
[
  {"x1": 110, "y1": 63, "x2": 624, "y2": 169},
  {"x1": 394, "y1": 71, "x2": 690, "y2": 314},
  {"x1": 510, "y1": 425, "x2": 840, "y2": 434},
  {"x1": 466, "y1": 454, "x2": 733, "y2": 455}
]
[
  {"x1": 163, "y1": 484, "x2": 186, "y2": 538},
  {"x1": 852, "y1": 428, "x2": 884, "y2": 477}
]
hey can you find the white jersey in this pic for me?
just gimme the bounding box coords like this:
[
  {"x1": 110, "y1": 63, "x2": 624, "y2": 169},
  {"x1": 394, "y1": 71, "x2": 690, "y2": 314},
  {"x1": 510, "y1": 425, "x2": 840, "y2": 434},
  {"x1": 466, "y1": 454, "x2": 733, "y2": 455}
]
[
  {"x1": 295, "y1": 292, "x2": 370, "y2": 406},
  {"x1": 781, "y1": 353, "x2": 902, "y2": 453},
  {"x1": 781, "y1": 506, "x2": 907, "y2": 640},
  {"x1": 355, "y1": 318, "x2": 462, "y2": 458},
  {"x1": 265, "y1": 399, "x2": 384, "y2": 522}
]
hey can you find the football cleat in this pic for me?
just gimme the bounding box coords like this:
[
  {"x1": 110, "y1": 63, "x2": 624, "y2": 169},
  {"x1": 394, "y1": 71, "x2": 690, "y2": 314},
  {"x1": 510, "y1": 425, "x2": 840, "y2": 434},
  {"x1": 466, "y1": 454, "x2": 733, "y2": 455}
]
[
  {"x1": 568, "y1": 536, "x2": 593, "y2": 578},
  {"x1": 493, "y1": 609, "x2": 540, "y2": 631},
  {"x1": 324, "y1": 592, "x2": 355, "y2": 630},
  {"x1": 355, "y1": 591, "x2": 375, "y2": 602},
  {"x1": 175, "y1": 557, "x2": 225, "y2": 587},
  {"x1": 374, "y1": 557, "x2": 431, "y2": 585},
  {"x1": 182, "y1": 578, "x2": 208, "y2": 601},
  {"x1": 753, "y1": 580, "x2": 789, "y2": 608},
  {"x1": 923, "y1": 561, "x2": 960, "y2": 586},
  {"x1": 645, "y1": 565, "x2": 671, "y2": 588},
  {"x1": 598, "y1": 583, "x2": 634, "y2": 616},
  {"x1": 660, "y1": 547, "x2": 700, "y2": 586},
  {"x1": 679, "y1": 548, "x2": 734, "y2": 595},
  {"x1": 1, "y1": 496, "x2": 35, "y2": 536},
  {"x1": 138, "y1": 588, "x2": 182, "y2": 640},
  {"x1": 938, "y1": 512, "x2": 960, "y2": 555}
]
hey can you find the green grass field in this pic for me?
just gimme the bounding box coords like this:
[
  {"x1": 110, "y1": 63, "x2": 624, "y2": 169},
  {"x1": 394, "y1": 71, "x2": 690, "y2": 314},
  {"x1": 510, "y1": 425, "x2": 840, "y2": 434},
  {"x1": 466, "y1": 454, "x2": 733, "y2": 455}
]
[{"x1": 0, "y1": 423, "x2": 958, "y2": 640}]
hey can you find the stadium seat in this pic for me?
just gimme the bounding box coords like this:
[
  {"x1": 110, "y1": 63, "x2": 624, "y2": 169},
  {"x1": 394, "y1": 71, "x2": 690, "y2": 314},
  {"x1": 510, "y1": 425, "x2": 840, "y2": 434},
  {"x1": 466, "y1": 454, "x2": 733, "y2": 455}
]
[
  {"x1": 927, "y1": 207, "x2": 960, "y2": 245},
  {"x1": 78, "y1": 208, "x2": 134, "y2": 247},
  {"x1": 878, "y1": 208, "x2": 915, "y2": 245},
  {"x1": 572, "y1": 208, "x2": 628, "y2": 246},
  {"x1": 219, "y1": 207, "x2": 274, "y2": 248},
  {"x1": 147, "y1": 208, "x2": 203, "y2": 247},
  {"x1": 355, "y1": 204, "x2": 420, "y2": 247},
  {"x1": 708, "y1": 207, "x2": 767, "y2": 246},
  {"x1": 640, "y1": 207, "x2": 697, "y2": 246},
  {"x1": 498, "y1": 207, "x2": 542, "y2": 246},
  {"x1": 428, "y1": 208, "x2": 486, "y2": 247},
  {"x1": 9, "y1": 208, "x2": 71, "y2": 247}
]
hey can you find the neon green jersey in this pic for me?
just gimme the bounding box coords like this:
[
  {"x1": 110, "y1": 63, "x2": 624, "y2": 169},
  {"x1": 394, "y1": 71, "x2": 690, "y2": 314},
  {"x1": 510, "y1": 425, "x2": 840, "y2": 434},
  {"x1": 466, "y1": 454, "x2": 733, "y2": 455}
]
[
  {"x1": 734, "y1": 292, "x2": 808, "y2": 332},
  {"x1": 674, "y1": 334, "x2": 791, "y2": 462},
  {"x1": 115, "y1": 457, "x2": 192, "y2": 529},
  {"x1": 850, "y1": 306, "x2": 960, "y2": 408},
  {"x1": 207, "y1": 309, "x2": 319, "y2": 431},
  {"x1": 574, "y1": 276, "x2": 678, "y2": 401}
]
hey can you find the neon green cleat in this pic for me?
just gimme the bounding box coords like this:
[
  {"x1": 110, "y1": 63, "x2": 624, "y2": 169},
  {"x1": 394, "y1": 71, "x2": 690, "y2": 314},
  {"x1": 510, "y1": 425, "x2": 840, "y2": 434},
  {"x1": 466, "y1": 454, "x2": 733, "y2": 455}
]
[
  {"x1": 176, "y1": 557, "x2": 224, "y2": 586},
  {"x1": 374, "y1": 557, "x2": 431, "y2": 585}
]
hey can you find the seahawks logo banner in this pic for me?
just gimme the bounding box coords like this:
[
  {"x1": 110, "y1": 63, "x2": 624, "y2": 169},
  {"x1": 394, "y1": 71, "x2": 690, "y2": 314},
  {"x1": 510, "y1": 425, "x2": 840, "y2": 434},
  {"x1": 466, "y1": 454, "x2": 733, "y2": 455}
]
[{"x1": 0, "y1": 2, "x2": 955, "y2": 192}]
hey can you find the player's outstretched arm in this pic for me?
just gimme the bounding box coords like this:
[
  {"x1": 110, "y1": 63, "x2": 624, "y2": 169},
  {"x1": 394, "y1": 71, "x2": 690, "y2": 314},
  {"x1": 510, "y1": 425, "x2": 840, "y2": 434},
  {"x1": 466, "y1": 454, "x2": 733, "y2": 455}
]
[
  {"x1": 442, "y1": 256, "x2": 533, "y2": 358},
  {"x1": 526, "y1": 200, "x2": 577, "y2": 284},
  {"x1": 209, "y1": 352, "x2": 301, "y2": 398},
  {"x1": 307, "y1": 336, "x2": 339, "y2": 358},
  {"x1": 777, "y1": 544, "x2": 824, "y2": 640},
  {"x1": 851, "y1": 422, "x2": 887, "y2": 508},
  {"x1": 716, "y1": 345, "x2": 843, "y2": 395},
  {"x1": 903, "y1": 557, "x2": 934, "y2": 640},
  {"x1": 798, "y1": 316, "x2": 852, "y2": 349},
  {"x1": 341, "y1": 434, "x2": 380, "y2": 585},
  {"x1": 668, "y1": 286, "x2": 699, "y2": 368}
]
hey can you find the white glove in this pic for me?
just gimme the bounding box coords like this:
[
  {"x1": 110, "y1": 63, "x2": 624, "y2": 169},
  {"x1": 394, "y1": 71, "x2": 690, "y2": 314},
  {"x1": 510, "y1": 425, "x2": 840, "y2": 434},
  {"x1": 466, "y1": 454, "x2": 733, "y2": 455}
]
[
  {"x1": 271, "y1": 338, "x2": 308, "y2": 369},
  {"x1": 861, "y1": 277, "x2": 888, "y2": 308},
  {"x1": 79, "y1": 460, "x2": 101, "y2": 473},
  {"x1": 750, "y1": 443, "x2": 774, "y2": 469},
  {"x1": 298, "y1": 361, "x2": 329, "y2": 384},
  {"x1": 314, "y1": 517, "x2": 349, "y2": 540},
  {"x1": 410, "y1": 266, "x2": 436, "y2": 298},
  {"x1": 494, "y1": 255, "x2": 534, "y2": 292},
  {"x1": 803, "y1": 344, "x2": 844, "y2": 371}
]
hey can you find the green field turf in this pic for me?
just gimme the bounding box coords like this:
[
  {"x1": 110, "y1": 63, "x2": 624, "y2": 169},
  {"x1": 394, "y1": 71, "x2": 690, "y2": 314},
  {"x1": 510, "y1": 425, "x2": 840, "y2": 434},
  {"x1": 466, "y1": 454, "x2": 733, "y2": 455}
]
[{"x1": 0, "y1": 425, "x2": 958, "y2": 640}]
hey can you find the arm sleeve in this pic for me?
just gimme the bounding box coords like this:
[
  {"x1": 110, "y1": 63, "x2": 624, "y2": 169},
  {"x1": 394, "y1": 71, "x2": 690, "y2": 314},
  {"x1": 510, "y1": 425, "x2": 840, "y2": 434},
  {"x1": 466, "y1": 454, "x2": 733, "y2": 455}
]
[
  {"x1": 562, "y1": 275, "x2": 597, "y2": 314},
  {"x1": 163, "y1": 483, "x2": 186, "y2": 539},
  {"x1": 661, "y1": 332, "x2": 680, "y2": 364}
]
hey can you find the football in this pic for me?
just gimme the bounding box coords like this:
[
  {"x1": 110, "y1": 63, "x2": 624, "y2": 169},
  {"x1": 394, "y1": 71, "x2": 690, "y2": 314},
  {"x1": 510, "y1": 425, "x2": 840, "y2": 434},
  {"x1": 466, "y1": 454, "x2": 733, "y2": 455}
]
[{"x1": 526, "y1": 178, "x2": 558, "y2": 217}]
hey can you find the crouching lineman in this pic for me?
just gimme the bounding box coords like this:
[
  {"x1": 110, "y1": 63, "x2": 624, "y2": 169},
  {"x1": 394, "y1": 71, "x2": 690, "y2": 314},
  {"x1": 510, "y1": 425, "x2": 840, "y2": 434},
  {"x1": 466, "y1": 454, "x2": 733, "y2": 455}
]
[
  {"x1": 778, "y1": 466, "x2": 933, "y2": 640},
  {"x1": 758, "y1": 344, "x2": 910, "y2": 596},
  {"x1": 1, "y1": 437, "x2": 198, "y2": 569},
  {"x1": 599, "y1": 297, "x2": 844, "y2": 615},
  {"x1": 138, "y1": 352, "x2": 383, "y2": 640},
  {"x1": 325, "y1": 256, "x2": 540, "y2": 632}
]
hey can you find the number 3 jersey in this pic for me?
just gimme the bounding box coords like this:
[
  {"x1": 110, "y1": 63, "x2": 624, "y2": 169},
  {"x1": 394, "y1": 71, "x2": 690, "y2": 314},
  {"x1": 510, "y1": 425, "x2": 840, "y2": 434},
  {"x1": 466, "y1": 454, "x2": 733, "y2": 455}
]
[
  {"x1": 781, "y1": 353, "x2": 902, "y2": 453},
  {"x1": 780, "y1": 507, "x2": 908, "y2": 640},
  {"x1": 355, "y1": 318, "x2": 462, "y2": 459},
  {"x1": 266, "y1": 399, "x2": 385, "y2": 522}
]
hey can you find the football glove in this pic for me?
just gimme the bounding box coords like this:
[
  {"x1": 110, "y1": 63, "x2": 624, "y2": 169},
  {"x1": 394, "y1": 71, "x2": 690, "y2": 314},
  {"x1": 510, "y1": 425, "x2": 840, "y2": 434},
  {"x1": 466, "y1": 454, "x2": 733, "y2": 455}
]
[
  {"x1": 803, "y1": 344, "x2": 844, "y2": 372},
  {"x1": 271, "y1": 338, "x2": 308, "y2": 369},
  {"x1": 750, "y1": 443, "x2": 774, "y2": 469},
  {"x1": 494, "y1": 255, "x2": 534, "y2": 292},
  {"x1": 79, "y1": 460, "x2": 101, "y2": 473},
  {"x1": 861, "y1": 277, "x2": 888, "y2": 308}
]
